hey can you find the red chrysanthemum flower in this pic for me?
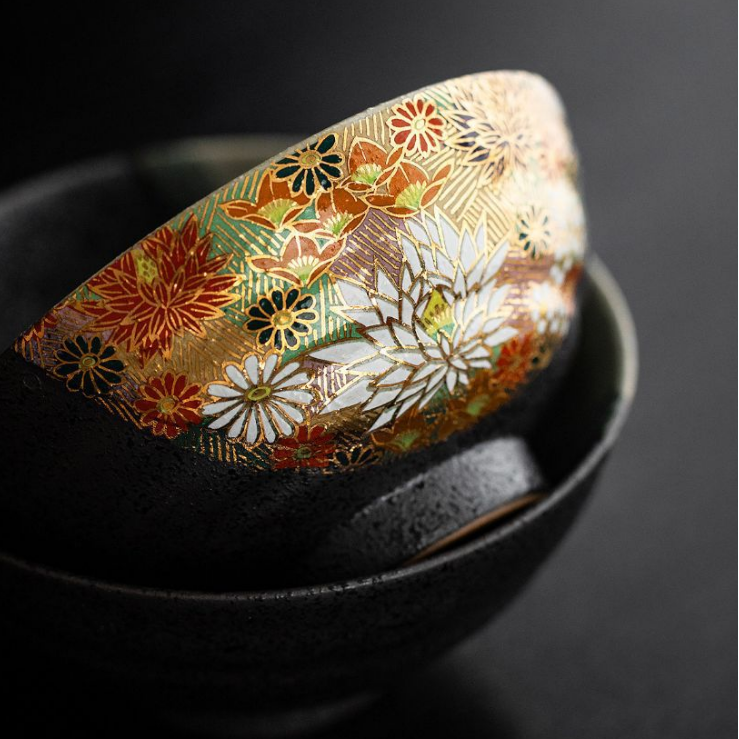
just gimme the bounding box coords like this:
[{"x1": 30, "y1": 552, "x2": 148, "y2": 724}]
[
  {"x1": 494, "y1": 334, "x2": 537, "y2": 387},
  {"x1": 135, "y1": 371, "x2": 202, "y2": 439},
  {"x1": 387, "y1": 97, "x2": 444, "y2": 156},
  {"x1": 272, "y1": 426, "x2": 336, "y2": 469},
  {"x1": 78, "y1": 216, "x2": 239, "y2": 365}
]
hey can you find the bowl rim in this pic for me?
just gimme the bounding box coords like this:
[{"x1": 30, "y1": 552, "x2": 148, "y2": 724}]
[{"x1": 0, "y1": 256, "x2": 637, "y2": 601}]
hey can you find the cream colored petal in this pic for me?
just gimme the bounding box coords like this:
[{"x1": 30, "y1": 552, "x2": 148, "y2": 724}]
[
  {"x1": 270, "y1": 405, "x2": 294, "y2": 437},
  {"x1": 392, "y1": 324, "x2": 417, "y2": 347},
  {"x1": 226, "y1": 409, "x2": 248, "y2": 439},
  {"x1": 320, "y1": 378, "x2": 373, "y2": 414},
  {"x1": 484, "y1": 326, "x2": 518, "y2": 347},
  {"x1": 242, "y1": 354, "x2": 260, "y2": 385},
  {"x1": 338, "y1": 279, "x2": 371, "y2": 308},
  {"x1": 226, "y1": 363, "x2": 250, "y2": 390},
  {"x1": 270, "y1": 361, "x2": 301, "y2": 386},
  {"x1": 312, "y1": 339, "x2": 377, "y2": 365},
  {"x1": 400, "y1": 233, "x2": 422, "y2": 276},
  {"x1": 273, "y1": 388, "x2": 313, "y2": 405},
  {"x1": 365, "y1": 326, "x2": 396, "y2": 348},
  {"x1": 208, "y1": 384, "x2": 241, "y2": 399},
  {"x1": 460, "y1": 231, "x2": 476, "y2": 273},
  {"x1": 262, "y1": 353, "x2": 278, "y2": 382},
  {"x1": 376, "y1": 296, "x2": 398, "y2": 323},
  {"x1": 203, "y1": 398, "x2": 242, "y2": 417},
  {"x1": 259, "y1": 405, "x2": 276, "y2": 443},
  {"x1": 369, "y1": 406, "x2": 398, "y2": 432},
  {"x1": 364, "y1": 387, "x2": 402, "y2": 411},
  {"x1": 245, "y1": 408, "x2": 260, "y2": 444},
  {"x1": 440, "y1": 213, "x2": 459, "y2": 261},
  {"x1": 207, "y1": 401, "x2": 245, "y2": 428},
  {"x1": 271, "y1": 400, "x2": 305, "y2": 424},
  {"x1": 376, "y1": 269, "x2": 396, "y2": 299}
]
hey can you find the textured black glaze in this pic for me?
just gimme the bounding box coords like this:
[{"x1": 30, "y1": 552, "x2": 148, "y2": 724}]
[
  {"x1": 0, "y1": 146, "x2": 578, "y2": 590},
  {"x1": 300, "y1": 436, "x2": 545, "y2": 581},
  {"x1": 0, "y1": 253, "x2": 635, "y2": 727}
]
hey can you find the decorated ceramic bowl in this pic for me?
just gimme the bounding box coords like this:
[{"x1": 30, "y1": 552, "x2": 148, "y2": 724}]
[
  {"x1": 0, "y1": 255, "x2": 636, "y2": 735},
  {"x1": 0, "y1": 73, "x2": 587, "y2": 588}
]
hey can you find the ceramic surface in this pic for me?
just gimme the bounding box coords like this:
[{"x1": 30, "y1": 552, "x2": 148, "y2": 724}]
[
  {"x1": 11, "y1": 72, "x2": 585, "y2": 473},
  {"x1": 0, "y1": 122, "x2": 582, "y2": 587},
  {"x1": 0, "y1": 256, "x2": 636, "y2": 728}
]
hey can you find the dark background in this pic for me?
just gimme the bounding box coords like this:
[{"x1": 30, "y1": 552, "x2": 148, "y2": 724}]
[{"x1": 2, "y1": 1, "x2": 736, "y2": 737}]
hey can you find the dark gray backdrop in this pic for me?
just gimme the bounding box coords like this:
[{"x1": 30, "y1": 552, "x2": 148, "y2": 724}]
[{"x1": 2, "y1": 1, "x2": 736, "y2": 737}]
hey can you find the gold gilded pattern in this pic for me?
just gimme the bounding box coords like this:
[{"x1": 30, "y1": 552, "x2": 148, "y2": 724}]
[{"x1": 15, "y1": 71, "x2": 586, "y2": 472}]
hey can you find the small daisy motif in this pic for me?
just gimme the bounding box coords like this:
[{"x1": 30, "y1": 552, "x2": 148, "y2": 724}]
[
  {"x1": 245, "y1": 288, "x2": 318, "y2": 353},
  {"x1": 387, "y1": 97, "x2": 444, "y2": 156},
  {"x1": 203, "y1": 352, "x2": 314, "y2": 444}
]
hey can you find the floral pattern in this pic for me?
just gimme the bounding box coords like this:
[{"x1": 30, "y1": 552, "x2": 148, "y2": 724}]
[
  {"x1": 245, "y1": 288, "x2": 318, "y2": 352},
  {"x1": 274, "y1": 134, "x2": 344, "y2": 196},
  {"x1": 333, "y1": 445, "x2": 379, "y2": 469},
  {"x1": 19, "y1": 71, "x2": 586, "y2": 473},
  {"x1": 310, "y1": 210, "x2": 516, "y2": 430},
  {"x1": 272, "y1": 426, "x2": 335, "y2": 469},
  {"x1": 203, "y1": 352, "x2": 314, "y2": 443},
  {"x1": 447, "y1": 93, "x2": 532, "y2": 184},
  {"x1": 249, "y1": 234, "x2": 342, "y2": 286},
  {"x1": 372, "y1": 410, "x2": 431, "y2": 453},
  {"x1": 52, "y1": 336, "x2": 124, "y2": 397},
  {"x1": 529, "y1": 282, "x2": 569, "y2": 335},
  {"x1": 135, "y1": 372, "x2": 202, "y2": 439},
  {"x1": 77, "y1": 216, "x2": 239, "y2": 365},
  {"x1": 220, "y1": 175, "x2": 310, "y2": 229},
  {"x1": 436, "y1": 369, "x2": 508, "y2": 440},
  {"x1": 516, "y1": 204, "x2": 551, "y2": 258},
  {"x1": 388, "y1": 97, "x2": 445, "y2": 156}
]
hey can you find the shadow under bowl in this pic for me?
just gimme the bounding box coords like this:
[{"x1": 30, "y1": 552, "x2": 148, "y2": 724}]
[{"x1": 0, "y1": 138, "x2": 637, "y2": 732}]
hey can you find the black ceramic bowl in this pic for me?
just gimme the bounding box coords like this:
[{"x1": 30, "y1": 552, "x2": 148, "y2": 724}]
[
  {"x1": 0, "y1": 170, "x2": 636, "y2": 736},
  {"x1": 0, "y1": 136, "x2": 581, "y2": 590}
]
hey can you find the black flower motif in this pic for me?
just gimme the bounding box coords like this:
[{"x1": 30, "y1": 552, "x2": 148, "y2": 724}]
[
  {"x1": 516, "y1": 205, "x2": 551, "y2": 258},
  {"x1": 245, "y1": 288, "x2": 318, "y2": 352},
  {"x1": 52, "y1": 335, "x2": 124, "y2": 397},
  {"x1": 274, "y1": 133, "x2": 344, "y2": 196}
]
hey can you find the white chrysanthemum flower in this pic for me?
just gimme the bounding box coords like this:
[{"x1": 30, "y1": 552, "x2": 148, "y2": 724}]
[
  {"x1": 549, "y1": 254, "x2": 574, "y2": 286},
  {"x1": 544, "y1": 180, "x2": 586, "y2": 261},
  {"x1": 529, "y1": 282, "x2": 569, "y2": 335},
  {"x1": 203, "y1": 352, "x2": 313, "y2": 443},
  {"x1": 311, "y1": 209, "x2": 517, "y2": 430}
]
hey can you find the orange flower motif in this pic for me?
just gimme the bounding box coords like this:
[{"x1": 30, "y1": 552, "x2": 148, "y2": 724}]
[
  {"x1": 272, "y1": 426, "x2": 336, "y2": 469},
  {"x1": 388, "y1": 97, "x2": 445, "y2": 156},
  {"x1": 220, "y1": 174, "x2": 310, "y2": 230},
  {"x1": 249, "y1": 234, "x2": 343, "y2": 286},
  {"x1": 78, "y1": 216, "x2": 239, "y2": 365},
  {"x1": 135, "y1": 371, "x2": 202, "y2": 439},
  {"x1": 494, "y1": 334, "x2": 538, "y2": 387},
  {"x1": 344, "y1": 138, "x2": 401, "y2": 192},
  {"x1": 295, "y1": 186, "x2": 370, "y2": 239},
  {"x1": 372, "y1": 409, "x2": 431, "y2": 453},
  {"x1": 292, "y1": 139, "x2": 393, "y2": 238},
  {"x1": 365, "y1": 161, "x2": 451, "y2": 215},
  {"x1": 436, "y1": 370, "x2": 509, "y2": 441}
]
